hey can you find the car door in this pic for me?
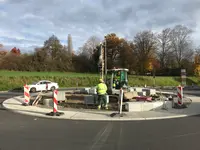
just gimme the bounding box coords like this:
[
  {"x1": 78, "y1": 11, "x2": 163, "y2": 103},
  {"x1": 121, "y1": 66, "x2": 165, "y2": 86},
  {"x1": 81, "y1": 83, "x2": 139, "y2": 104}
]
[{"x1": 38, "y1": 81, "x2": 46, "y2": 91}]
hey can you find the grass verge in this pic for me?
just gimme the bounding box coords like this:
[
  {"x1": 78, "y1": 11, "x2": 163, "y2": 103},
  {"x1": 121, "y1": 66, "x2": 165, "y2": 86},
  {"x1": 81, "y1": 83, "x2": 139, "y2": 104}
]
[{"x1": 0, "y1": 70, "x2": 199, "y2": 91}]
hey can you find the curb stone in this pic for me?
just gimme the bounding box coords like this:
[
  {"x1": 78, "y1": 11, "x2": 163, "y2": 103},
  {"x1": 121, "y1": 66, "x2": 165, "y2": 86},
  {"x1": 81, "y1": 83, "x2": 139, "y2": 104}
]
[{"x1": 2, "y1": 95, "x2": 200, "y2": 121}]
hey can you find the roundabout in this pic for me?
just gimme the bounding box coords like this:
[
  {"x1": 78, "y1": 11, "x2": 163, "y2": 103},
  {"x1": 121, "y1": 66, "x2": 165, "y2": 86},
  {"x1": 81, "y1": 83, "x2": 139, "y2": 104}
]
[
  {"x1": 1, "y1": 88, "x2": 199, "y2": 121},
  {"x1": 1, "y1": 90, "x2": 200, "y2": 150}
]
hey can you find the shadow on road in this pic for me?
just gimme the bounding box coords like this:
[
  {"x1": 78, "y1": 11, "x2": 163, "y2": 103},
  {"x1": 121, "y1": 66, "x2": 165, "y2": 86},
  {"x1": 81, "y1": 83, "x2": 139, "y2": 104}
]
[{"x1": 0, "y1": 106, "x2": 6, "y2": 111}]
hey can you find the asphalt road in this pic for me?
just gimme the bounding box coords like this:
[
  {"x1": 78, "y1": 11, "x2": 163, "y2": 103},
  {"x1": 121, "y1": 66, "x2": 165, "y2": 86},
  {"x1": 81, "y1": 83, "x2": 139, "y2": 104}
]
[{"x1": 1, "y1": 91, "x2": 200, "y2": 150}]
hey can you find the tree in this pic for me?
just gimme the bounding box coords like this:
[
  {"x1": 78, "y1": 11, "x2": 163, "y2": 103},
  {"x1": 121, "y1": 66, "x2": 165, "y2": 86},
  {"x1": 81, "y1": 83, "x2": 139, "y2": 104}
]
[
  {"x1": 0, "y1": 50, "x2": 8, "y2": 57},
  {"x1": 10, "y1": 47, "x2": 21, "y2": 55},
  {"x1": 104, "y1": 33, "x2": 124, "y2": 68},
  {"x1": 79, "y1": 36, "x2": 101, "y2": 59},
  {"x1": 43, "y1": 35, "x2": 63, "y2": 60},
  {"x1": 193, "y1": 47, "x2": 200, "y2": 76},
  {"x1": 170, "y1": 25, "x2": 194, "y2": 68},
  {"x1": 156, "y1": 28, "x2": 172, "y2": 69},
  {"x1": 119, "y1": 40, "x2": 137, "y2": 72},
  {"x1": 134, "y1": 30, "x2": 157, "y2": 74}
]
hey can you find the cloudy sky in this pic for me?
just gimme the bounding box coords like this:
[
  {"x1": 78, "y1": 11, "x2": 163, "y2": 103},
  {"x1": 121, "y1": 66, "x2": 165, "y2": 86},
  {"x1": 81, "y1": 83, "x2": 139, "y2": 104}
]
[{"x1": 0, "y1": 0, "x2": 200, "y2": 53}]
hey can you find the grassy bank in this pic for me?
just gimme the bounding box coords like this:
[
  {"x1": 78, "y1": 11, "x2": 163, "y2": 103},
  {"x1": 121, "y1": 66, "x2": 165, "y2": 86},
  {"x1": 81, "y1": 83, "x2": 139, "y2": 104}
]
[{"x1": 0, "y1": 70, "x2": 199, "y2": 91}]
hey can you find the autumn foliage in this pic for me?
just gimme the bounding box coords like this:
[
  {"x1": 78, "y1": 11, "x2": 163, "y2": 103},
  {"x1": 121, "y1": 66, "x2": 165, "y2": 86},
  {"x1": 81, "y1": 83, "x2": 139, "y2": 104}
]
[
  {"x1": 10, "y1": 47, "x2": 21, "y2": 55},
  {"x1": 194, "y1": 54, "x2": 200, "y2": 76}
]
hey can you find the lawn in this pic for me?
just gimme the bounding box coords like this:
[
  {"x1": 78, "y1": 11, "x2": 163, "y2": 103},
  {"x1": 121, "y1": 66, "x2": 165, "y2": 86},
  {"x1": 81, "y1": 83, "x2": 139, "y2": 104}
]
[
  {"x1": 0, "y1": 70, "x2": 199, "y2": 91},
  {"x1": 0, "y1": 70, "x2": 99, "y2": 77}
]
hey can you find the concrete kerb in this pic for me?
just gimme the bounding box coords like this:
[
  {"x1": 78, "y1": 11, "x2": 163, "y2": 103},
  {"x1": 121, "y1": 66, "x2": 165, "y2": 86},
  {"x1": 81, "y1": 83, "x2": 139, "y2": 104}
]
[{"x1": 1, "y1": 91, "x2": 200, "y2": 121}]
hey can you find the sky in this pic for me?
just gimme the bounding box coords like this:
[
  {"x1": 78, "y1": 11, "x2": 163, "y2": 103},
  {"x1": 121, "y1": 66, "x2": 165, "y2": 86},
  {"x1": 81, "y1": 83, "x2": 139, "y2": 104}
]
[{"x1": 0, "y1": 0, "x2": 200, "y2": 53}]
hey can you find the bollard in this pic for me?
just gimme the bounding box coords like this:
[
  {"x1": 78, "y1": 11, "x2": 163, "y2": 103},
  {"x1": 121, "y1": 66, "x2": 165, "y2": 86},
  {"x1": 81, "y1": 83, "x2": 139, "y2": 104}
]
[
  {"x1": 119, "y1": 88, "x2": 123, "y2": 116},
  {"x1": 22, "y1": 84, "x2": 30, "y2": 106},
  {"x1": 177, "y1": 85, "x2": 183, "y2": 105},
  {"x1": 46, "y1": 90, "x2": 64, "y2": 116},
  {"x1": 162, "y1": 97, "x2": 168, "y2": 110}
]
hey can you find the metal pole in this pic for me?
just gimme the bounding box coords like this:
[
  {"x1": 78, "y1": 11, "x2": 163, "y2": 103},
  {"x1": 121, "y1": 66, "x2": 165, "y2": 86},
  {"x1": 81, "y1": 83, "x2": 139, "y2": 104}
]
[
  {"x1": 105, "y1": 37, "x2": 107, "y2": 82},
  {"x1": 101, "y1": 44, "x2": 104, "y2": 80},
  {"x1": 119, "y1": 88, "x2": 123, "y2": 115}
]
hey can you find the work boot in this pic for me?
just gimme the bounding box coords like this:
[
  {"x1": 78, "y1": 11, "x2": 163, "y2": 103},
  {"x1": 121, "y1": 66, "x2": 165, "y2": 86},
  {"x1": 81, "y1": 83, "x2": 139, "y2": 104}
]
[
  {"x1": 105, "y1": 105, "x2": 108, "y2": 110},
  {"x1": 97, "y1": 105, "x2": 101, "y2": 110}
]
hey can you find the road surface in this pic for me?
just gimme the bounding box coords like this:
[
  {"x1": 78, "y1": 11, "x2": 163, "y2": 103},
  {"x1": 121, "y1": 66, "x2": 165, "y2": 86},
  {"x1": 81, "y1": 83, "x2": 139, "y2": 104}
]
[{"x1": 0, "y1": 91, "x2": 200, "y2": 150}]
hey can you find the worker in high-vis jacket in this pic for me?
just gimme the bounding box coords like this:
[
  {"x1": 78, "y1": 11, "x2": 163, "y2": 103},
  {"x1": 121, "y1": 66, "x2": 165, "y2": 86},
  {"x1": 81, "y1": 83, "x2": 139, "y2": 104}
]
[
  {"x1": 96, "y1": 79, "x2": 108, "y2": 110},
  {"x1": 113, "y1": 78, "x2": 118, "y2": 89}
]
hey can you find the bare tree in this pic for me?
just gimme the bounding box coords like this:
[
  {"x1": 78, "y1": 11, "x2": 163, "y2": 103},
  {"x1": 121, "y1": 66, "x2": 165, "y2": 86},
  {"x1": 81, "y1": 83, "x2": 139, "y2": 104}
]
[
  {"x1": 80, "y1": 36, "x2": 101, "y2": 59},
  {"x1": 195, "y1": 46, "x2": 200, "y2": 56},
  {"x1": 156, "y1": 28, "x2": 172, "y2": 69},
  {"x1": 134, "y1": 30, "x2": 157, "y2": 74},
  {"x1": 170, "y1": 25, "x2": 194, "y2": 68}
]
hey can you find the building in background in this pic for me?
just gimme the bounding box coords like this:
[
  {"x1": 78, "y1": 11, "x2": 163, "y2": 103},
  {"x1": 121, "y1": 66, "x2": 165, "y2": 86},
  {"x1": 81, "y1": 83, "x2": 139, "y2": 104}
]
[{"x1": 68, "y1": 34, "x2": 73, "y2": 55}]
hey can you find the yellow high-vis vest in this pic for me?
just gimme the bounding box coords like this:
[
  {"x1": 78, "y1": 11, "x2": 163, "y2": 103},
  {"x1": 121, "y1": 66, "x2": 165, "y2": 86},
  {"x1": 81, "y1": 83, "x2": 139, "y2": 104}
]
[{"x1": 97, "y1": 83, "x2": 107, "y2": 95}]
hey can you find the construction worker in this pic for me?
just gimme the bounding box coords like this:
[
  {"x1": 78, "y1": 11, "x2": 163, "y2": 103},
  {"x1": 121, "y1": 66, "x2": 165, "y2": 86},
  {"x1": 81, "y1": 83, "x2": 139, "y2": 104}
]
[
  {"x1": 113, "y1": 77, "x2": 118, "y2": 89},
  {"x1": 96, "y1": 79, "x2": 108, "y2": 110},
  {"x1": 116, "y1": 71, "x2": 121, "y2": 80},
  {"x1": 113, "y1": 81, "x2": 116, "y2": 89},
  {"x1": 114, "y1": 71, "x2": 121, "y2": 89}
]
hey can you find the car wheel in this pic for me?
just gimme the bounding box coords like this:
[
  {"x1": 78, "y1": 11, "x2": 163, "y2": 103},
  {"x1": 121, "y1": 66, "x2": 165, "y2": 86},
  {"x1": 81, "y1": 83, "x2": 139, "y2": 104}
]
[
  {"x1": 50, "y1": 86, "x2": 55, "y2": 91},
  {"x1": 30, "y1": 87, "x2": 36, "y2": 93}
]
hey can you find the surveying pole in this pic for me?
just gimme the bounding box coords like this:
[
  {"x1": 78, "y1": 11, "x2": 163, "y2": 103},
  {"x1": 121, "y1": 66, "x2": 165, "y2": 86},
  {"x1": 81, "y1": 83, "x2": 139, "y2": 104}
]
[
  {"x1": 104, "y1": 36, "x2": 107, "y2": 82},
  {"x1": 100, "y1": 43, "x2": 105, "y2": 80}
]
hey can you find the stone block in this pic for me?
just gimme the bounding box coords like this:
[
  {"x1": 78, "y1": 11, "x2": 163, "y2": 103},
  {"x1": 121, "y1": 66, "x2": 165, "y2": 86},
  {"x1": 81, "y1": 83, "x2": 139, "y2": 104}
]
[
  {"x1": 89, "y1": 88, "x2": 97, "y2": 95},
  {"x1": 134, "y1": 87, "x2": 143, "y2": 92},
  {"x1": 112, "y1": 89, "x2": 120, "y2": 95},
  {"x1": 84, "y1": 95, "x2": 109, "y2": 105},
  {"x1": 124, "y1": 91, "x2": 138, "y2": 99},
  {"x1": 128, "y1": 87, "x2": 134, "y2": 92},
  {"x1": 125, "y1": 101, "x2": 163, "y2": 112},
  {"x1": 43, "y1": 98, "x2": 53, "y2": 107},
  {"x1": 57, "y1": 91, "x2": 66, "y2": 101},
  {"x1": 80, "y1": 88, "x2": 90, "y2": 94},
  {"x1": 142, "y1": 89, "x2": 156, "y2": 96},
  {"x1": 84, "y1": 95, "x2": 95, "y2": 105},
  {"x1": 137, "y1": 91, "x2": 146, "y2": 96}
]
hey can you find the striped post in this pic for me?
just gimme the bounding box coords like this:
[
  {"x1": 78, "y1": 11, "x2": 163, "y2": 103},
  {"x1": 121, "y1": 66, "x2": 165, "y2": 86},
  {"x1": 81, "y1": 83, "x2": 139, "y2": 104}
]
[
  {"x1": 53, "y1": 90, "x2": 58, "y2": 113},
  {"x1": 177, "y1": 85, "x2": 183, "y2": 105},
  {"x1": 46, "y1": 89, "x2": 64, "y2": 116},
  {"x1": 23, "y1": 84, "x2": 30, "y2": 105}
]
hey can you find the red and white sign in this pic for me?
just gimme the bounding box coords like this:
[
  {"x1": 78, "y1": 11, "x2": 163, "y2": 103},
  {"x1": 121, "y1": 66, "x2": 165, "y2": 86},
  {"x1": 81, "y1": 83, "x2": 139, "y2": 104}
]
[
  {"x1": 177, "y1": 86, "x2": 183, "y2": 105},
  {"x1": 53, "y1": 90, "x2": 58, "y2": 113}
]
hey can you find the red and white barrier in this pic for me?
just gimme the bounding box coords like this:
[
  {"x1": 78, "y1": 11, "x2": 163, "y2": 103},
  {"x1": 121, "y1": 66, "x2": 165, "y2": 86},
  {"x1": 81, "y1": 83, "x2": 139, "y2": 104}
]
[
  {"x1": 53, "y1": 90, "x2": 58, "y2": 113},
  {"x1": 23, "y1": 84, "x2": 30, "y2": 105},
  {"x1": 46, "y1": 89, "x2": 64, "y2": 116},
  {"x1": 177, "y1": 85, "x2": 183, "y2": 105}
]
